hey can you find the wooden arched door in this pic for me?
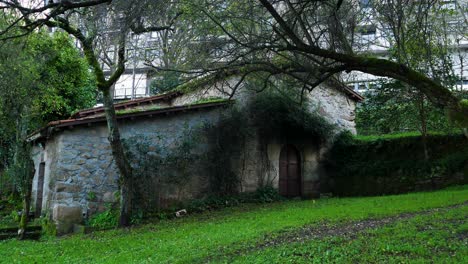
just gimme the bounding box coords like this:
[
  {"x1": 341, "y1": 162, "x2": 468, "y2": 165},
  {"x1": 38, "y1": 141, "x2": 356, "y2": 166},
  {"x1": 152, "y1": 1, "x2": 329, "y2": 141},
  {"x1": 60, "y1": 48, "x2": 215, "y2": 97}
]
[{"x1": 279, "y1": 144, "x2": 301, "y2": 197}]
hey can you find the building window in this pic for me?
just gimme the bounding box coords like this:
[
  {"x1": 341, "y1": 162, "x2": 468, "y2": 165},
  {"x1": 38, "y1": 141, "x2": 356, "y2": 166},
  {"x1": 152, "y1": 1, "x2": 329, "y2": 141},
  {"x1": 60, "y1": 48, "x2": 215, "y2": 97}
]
[
  {"x1": 360, "y1": 0, "x2": 371, "y2": 8},
  {"x1": 145, "y1": 49, "x2": 160, "y2": 59},
  {"x1": 441, "y1": 1, "x2": 457, "y2": 10},
  {"x1": 357, "y1": 25, "x2": 377, "y2": 44}
]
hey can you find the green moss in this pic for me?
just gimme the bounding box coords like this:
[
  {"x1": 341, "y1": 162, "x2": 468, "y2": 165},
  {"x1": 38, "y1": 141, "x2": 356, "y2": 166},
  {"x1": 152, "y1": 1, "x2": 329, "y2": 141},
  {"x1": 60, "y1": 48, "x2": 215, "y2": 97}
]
[
  {"x1": 190, "y1": 97, "x2": 226, "y2": 105},
  {"x1": 115, "y1": 109, "x2": 140, "y2": 115},
  {"x1": 115, "y1": 105, "x2": 162, "y2": 115}
]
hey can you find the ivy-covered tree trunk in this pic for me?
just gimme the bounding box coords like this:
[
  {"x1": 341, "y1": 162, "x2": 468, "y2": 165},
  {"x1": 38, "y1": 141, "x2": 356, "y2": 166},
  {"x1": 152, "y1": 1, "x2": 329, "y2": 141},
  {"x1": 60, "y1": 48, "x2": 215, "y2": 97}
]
[
  {"x1": 18, "y1": 163, "x2": 34, "y2": 240},
  {"x1": 62, "y1": 22, "x2": 135, "y2": 227},
  {"x1": 12, "y1": 120, "x2": 35, "y2": 240},
  {"x1": 416, "y1": 94, "x2": 430, "y2": 160},
  {"x1": 101, "y1": 89, "x2": 134, "y2": 227}
]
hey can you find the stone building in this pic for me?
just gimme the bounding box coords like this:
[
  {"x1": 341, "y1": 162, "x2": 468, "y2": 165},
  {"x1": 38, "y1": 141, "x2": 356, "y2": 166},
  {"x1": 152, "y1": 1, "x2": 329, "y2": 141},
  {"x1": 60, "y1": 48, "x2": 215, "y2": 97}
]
[{"x1": 28, "y1": 82, "x2": 362, "y2": 234}]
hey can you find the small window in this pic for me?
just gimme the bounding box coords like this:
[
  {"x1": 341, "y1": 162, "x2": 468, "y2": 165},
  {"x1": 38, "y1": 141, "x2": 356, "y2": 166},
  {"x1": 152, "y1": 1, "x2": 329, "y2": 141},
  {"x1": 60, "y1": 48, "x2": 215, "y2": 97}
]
[
  {"x1": 441, "y1": 1, "x2": 457, "y2": 10},
  {"x1": 150, "y1": 31, "x2": 159, "y2": 39},
  {"x1": 360, "y1": 0, "x2": 371, "y2": 8},
  {"x1": 145, "y1": 49, "x2": 160, "y2": 59},
  {"x1": 358, "y1": 25, "x2": 377, "y2": 35}
]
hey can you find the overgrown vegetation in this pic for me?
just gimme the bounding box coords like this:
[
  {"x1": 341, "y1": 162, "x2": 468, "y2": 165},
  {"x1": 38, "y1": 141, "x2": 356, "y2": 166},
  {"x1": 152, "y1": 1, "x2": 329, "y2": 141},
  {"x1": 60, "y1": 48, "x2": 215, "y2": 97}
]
[
  {"x1": 119, "y1": 89, "x2": 335, "y2": 220},
  {"x1": 86, "y1": 206, "x2": 119, "y2": 230},
  {"x1": 0, "y1": 28, "x2": 95, "y2": 237},
  {"x1": 203, "y1": 88, "x2": 335, "y2": 195},
  {"x1": 356, "y1": 86, "x2": 467, "y2": 136},
  {"x1": 327, "y1": 132, "x2": 467, "y2": 196}
]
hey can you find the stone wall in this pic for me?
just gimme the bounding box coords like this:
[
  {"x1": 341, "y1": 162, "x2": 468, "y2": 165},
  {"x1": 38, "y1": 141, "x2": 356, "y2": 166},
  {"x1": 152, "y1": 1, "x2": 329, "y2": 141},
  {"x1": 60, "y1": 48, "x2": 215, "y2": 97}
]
[
  {"x1": 308, "y1": 85, "x2": 357, "y2": 134},
  {"x1": 31, "y1": 82, "x2": 358, "y2": 234},
  {"x1": 174, "y1": 82, "x2": 357, "y2": 134},
  {"x1": 32, "y1": 107, "x2": 226, "y2": 234}
]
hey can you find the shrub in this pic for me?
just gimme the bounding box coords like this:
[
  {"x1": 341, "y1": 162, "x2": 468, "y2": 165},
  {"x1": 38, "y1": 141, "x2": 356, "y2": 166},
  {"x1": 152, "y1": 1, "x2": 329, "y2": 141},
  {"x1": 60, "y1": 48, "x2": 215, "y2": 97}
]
[
  {"x1": 326, "y1": 132, "x2": 467, "y2": 196},
  {"x1": 86, "y1": 207, "x2": 118, "y2": 230},
  {"x1": 254, "y1": 186, "x2": 284, "y2": 203}
]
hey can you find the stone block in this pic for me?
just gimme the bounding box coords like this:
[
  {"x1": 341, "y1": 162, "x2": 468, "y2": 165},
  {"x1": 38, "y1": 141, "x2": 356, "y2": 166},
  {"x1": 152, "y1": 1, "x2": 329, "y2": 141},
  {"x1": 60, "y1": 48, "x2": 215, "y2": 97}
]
[
  {"x1": 61, "y1": 164, "x2": 81, "y2": 171},
  {"x1": 73, "y1": 224, "x2": 86, "y2": 234},
  {"x1": 53, "y1": 205, "x2": 83, "y2": 235},
  {"x1": 99, "y1": 162, "x2": 110, "y2": 170},
  {"x1": 55, "y1": 183, "x2": 81, "y2": 193},
  {"x1": 76, "y1": 159, "x2": 87, "y2": 165},
  {"x1": 102, "y1": 191, "x2": 117, "y2": 203},
  {"x1": 79, "y1": 170, "x2": 91, "y2": 177}
]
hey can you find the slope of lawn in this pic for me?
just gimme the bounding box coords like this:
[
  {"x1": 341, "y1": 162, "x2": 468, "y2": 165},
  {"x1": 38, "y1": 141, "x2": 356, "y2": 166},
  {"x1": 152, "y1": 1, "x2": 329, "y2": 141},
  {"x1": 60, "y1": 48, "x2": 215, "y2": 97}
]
[
  {"x1": 0, "y1": 185, "x2": 467, "y2": 263},
  {"x1": 222, "y1": 205, "x2": 468, "y2": 263}
]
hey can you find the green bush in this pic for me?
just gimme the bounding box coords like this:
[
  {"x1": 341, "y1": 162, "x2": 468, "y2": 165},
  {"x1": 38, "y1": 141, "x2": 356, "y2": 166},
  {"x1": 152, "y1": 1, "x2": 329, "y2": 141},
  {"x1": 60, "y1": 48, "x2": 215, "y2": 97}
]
[
  {"x1": 326, "y1": 132, "x2": 467, "y2": 196},
  {"x1": 254, "y1": 186, "x2": 284, "y2": 203},
  {"x1": 41, "y1": 216, "x2": 57, "y2": 237},
  {"x1": 86, "y1": 208, "x2": 119, "y2": 230},
  {"x1": 184, "y1": 187, "x2": 284, "y2": 214}
]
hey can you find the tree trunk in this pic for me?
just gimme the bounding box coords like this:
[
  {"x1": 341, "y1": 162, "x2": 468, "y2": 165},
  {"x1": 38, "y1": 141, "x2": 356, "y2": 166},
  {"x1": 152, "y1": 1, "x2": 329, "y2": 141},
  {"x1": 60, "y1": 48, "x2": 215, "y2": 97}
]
[
  {"x1": 18, "y1": 185, "x2": 31, "y2": 240},
  {"x1": 18, "y1": 158, "x2": 34, "y2": 240},
  {"x1": 418, "y1": 95, "x2": 430, "y2": 160},
  {"x1": 101, "y1": 89, "x2": 134, "y2": 227}
]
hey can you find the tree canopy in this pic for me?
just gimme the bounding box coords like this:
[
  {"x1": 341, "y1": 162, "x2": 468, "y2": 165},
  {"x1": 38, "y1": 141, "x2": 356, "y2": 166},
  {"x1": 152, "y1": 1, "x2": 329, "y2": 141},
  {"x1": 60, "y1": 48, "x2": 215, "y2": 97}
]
[{"x1": 0, "y1": 29, "x2": 95, "y2": 188}]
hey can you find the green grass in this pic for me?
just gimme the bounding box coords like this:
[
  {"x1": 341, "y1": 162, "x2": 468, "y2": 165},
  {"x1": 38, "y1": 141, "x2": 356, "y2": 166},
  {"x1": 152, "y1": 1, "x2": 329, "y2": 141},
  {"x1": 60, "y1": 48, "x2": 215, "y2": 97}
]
[
  {"x1": 353, "y1": 131, "x2": 462, "y2": 142},
  {"x1": 225, "y1": 206, "x2": 468, "y2": 263},
  {"x1": 0, "y1": 186, "x2": 467, "y2": 263}
]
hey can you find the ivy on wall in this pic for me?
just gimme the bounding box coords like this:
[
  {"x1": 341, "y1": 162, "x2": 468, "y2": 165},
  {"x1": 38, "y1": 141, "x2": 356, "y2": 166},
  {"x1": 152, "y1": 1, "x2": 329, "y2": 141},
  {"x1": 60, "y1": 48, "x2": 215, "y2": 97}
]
[{"x1": 122, "y1": 89, "x2": 337, "y2": 213}]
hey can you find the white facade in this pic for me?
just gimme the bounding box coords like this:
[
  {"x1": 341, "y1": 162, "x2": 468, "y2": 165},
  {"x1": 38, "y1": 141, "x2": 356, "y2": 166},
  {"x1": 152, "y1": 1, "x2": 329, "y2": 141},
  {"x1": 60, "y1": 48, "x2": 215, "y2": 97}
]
[{"x1": 345, "y1": 0, "x2": 468, "y2": 93}]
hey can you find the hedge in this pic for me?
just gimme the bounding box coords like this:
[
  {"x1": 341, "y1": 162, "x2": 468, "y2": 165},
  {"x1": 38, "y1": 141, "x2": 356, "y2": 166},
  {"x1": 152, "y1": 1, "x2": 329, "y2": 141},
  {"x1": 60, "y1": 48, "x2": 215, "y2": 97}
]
[{"x1": 326, "y1": 133, "x2": 467, "y2": 196}]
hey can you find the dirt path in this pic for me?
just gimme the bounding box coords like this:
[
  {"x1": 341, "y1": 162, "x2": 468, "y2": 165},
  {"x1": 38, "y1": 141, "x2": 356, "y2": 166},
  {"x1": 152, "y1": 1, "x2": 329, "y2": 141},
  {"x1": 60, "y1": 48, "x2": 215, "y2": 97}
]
[
  {"x1": 256, "y1": 202, "x2": 467, "y2": 249},
  {"x1": 200, "y1": 202, "x2": 467, "y2": 263}
]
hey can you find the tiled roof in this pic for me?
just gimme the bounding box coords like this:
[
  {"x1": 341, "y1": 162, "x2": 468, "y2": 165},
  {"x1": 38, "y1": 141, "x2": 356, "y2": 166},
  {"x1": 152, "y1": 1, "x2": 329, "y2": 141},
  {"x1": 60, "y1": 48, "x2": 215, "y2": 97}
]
[
  {"x1": 70, "y1": 91, "x2": 183, "y2": 119},
  {"x1": 28, "y1": 100, "x2": 231, "y2": 142}
]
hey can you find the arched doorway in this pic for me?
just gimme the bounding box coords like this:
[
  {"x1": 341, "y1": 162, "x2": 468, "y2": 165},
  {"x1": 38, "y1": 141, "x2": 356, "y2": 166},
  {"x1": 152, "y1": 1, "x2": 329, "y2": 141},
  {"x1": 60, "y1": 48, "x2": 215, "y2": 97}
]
[{"x1": 279, "y1": 144, "x2": 301, "y2": 197}]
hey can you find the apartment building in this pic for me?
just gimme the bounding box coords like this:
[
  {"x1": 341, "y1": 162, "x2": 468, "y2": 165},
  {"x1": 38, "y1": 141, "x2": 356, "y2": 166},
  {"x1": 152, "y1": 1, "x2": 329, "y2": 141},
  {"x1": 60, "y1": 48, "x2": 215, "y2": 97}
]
[{"x1": 346, "y1": 0, "x2": 468, "y2": 93}]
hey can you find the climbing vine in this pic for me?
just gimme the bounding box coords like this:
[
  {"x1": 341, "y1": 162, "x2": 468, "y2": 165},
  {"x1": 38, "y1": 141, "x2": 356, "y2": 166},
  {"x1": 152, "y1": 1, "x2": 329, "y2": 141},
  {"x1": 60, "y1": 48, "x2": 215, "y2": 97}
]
[{"x1": 123, "y1": 90, "x2": 336, "y2": 212}]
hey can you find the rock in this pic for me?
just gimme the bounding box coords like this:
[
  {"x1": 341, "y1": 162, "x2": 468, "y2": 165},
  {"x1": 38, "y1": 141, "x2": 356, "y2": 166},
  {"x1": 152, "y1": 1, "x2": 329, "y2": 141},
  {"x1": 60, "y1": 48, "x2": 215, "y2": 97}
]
[
  {"x1": 84, "y1": 162, "x2": 98, "y2": 172},
  {"x1": 53, "y1": 205, "x2": 83, "y2": 235},
  {"x1": 81, "y1": 153, "x2": 93, "y2": 159},
  {"x1": 79, "y1": 170, "x2": 91, "y2": 177},
  {"x1": 175, "y1": 209, "x2": 187, "y2": 218},
  {"x1": 76, "y1": 159, "x2": 87, "y2": 165},
  {"x1": 55, "y1": 183, "x2": 81, "y2": 193},
  {"x1": 102, "y1": 192, "x2": 117, "y2": 203},
  {"x1": 99, "y1": 163, "x2": 110, "y2": 170},
  {"x1": 73, "y1": 224, "x2": 86, "y2": 234},
  {"x1": 61, "y1": 164, "x2": 81, "y2": 171}
]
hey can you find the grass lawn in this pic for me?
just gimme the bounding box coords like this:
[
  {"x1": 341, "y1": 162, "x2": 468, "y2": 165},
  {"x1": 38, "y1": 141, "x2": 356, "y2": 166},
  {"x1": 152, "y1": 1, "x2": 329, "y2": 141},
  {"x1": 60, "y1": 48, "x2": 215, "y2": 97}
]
[{"x1": 0, "y1": 185, "x2": 467, "y2": 263}]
